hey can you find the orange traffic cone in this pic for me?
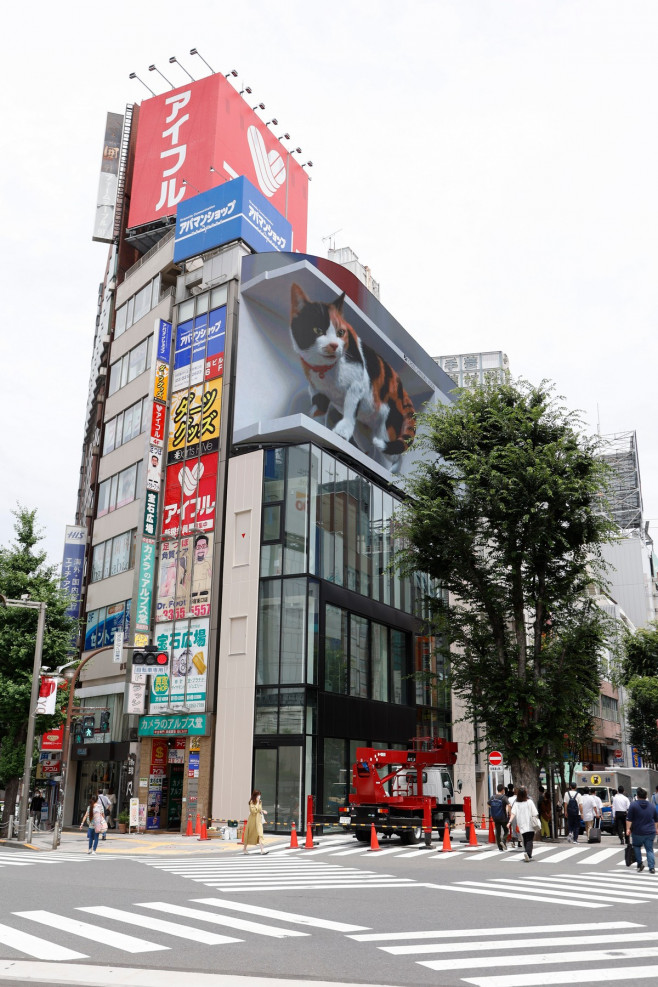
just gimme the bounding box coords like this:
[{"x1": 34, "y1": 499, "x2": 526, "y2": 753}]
[
  {"x1": 441, "y1": 823, "x2": 453, "y2": 852},
  {"x1": 468, "y1": 821, "x2": 478, "y2": 846},
  {"x1": 198, "y1": 817, "x2": 208, "y2": 841},
  {"x1": 184, "y1": 814, "x2": 193, "y2": 837},
  {"x1": 304, "y1": 823, "x2": 314, "y2": 849},
  {"x1": 481, "y1": 813, "x2": 486, "y2": 830},
  {"x1": 289, "y1": 822, "x2": 299, "y2": 849},
  {"x1": 488, "y1": 816, "x2": 496, "y2": 844},
  {"x1": 368, "y1": 823, "x2": 381, "y2": 852},
  {"x1": 195, "y1": 813, "x2": 201, "y2": 835}
]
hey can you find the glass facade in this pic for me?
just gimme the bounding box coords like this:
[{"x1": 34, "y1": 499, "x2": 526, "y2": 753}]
[{"x1": 252, "y1": 444, "x2": 450, "y2": 832}]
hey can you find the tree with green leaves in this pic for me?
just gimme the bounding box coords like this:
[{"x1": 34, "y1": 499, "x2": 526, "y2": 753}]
[
  {"x1": 396, "y1": 380, "x2": 615, "y2": 798},
  {"x1": 622, "y1": 622, "x2": 658, "y2": 767},
  {"x1": 0, "y1": 508, "x2": 77, "y2": 828}
]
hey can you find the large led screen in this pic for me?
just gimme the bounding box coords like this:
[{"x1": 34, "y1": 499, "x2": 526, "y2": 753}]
[{"x1": 233, "y1": 254, "x2": 455, "y2": 480}]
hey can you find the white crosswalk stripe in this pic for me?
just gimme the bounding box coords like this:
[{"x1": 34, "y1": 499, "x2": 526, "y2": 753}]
[
  {"x1": 0, "y1": 851, "x2": 124, "y2": 867},
  {"x1": 348, "y1": 920, "x2": 658, "y2": 985},
  {"x1": 0, "y1": 896, "x2": 363, "y2": 962},
  {"x1": 139, "y1": 855, "x2": 418, "y2": 892}
]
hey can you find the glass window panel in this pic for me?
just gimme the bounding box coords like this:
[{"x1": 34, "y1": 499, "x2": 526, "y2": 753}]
[
  {"x1": 141, "y1": 397, "x2": 149, "y2": 433},
  {"x1": 136, "y1": 459, "x2": 144, "y2": 496},
  {"x1": 97, "y1": 479, "x2": 110, "y2": 518},
  {"x1": 103, "y1": 417, "x2": 117, "y2": 455},
  {"x1": 133, "y1": 283, "x2": 151, "y2": 323},
  {"x1": 350, "y1": 614, "x2": 369, "y2": 698},
  {"x1": 179, "y1": 298, "x2": 195, "y2": 321},
  {"x1": 323, "y1": 738, "x2": 347, "y2": 814},
  {"x1": 131, "y1": 401, "x2": 143, "y2": 440},
  {"x1": 110, "y1": 531, "x2": 132, "y2": 576},
  {"x1": 128, "y1": 339, "x2": 147, "y2": 382},
  {"x1": 279, "y1": 689, "x2": 305, "y2": 734},
  {"x1": 284, "y1": 445, "x2": 309, "y2": 575},
  {"x1": 263, "y1": 505, "x2": 281, "y2": 543},
  {"x1": 116, "y1": 464, "x2": 137, "y2": 509},
  {"x1": 277, "y1": 745, "x2": 303, "y2": 830},
  {"x1": 126, "y1": 296, "x2": 134, "y2": 327},
  {"x1": 102, "y1": 540, "x2": 112, "y2": 579},
  {"x1": 308, "y1": 447, "x2": 321, "y2": 577},
  {"x1": 370, "y1": 485, "x2": 382, "y2": 603},
  {"x1": 358, "y1": 479, "x2": 371, "y2": 597},
  {"x1": 151, "y1": 275, "x2": 160, "y2": 309},
  {"x1": 120, "y1": 355, "x2": 129, "y2": 388},
  {"x1": 324, "y1": 604, "x2": 348, "y2": 694},
  {"x1": 372, "y1": 622, "x2": 389, "y2": 702},
  {"x1": 280, "y1": 578, "x2": 306, "y2": 683},
  {"x1": 333, "y1": 459, "x2": 347, "y2": 586},
  {"x1": 109, "y1": 474, "x2": 119, "y2": 511},
  {"x1": 381, "y1": 493, "x2": 393, "y2": 606},
  {"x1": 345, "y1": 470, "x2": 358, "y2": 591},
  {"x1": 253, "y1": 748, "x2": 276, "y2": 830},
  {"x1": 263, "y1": 448, "x2": 285, "y2": 504},
  {"x1": 257, "y1": 580, "x2": 282, "y2": 684},
  {"x1": 195, "y1": 291, "x2": 209, "y2": 314},
  {"x1": 146, "y1": 333, "x2": 153, "y2": 370},
  {"x1": 211, "y1": 285, "x2": 228, "y2": 308},
  {"x1": 320, "y1": 453, "x2": 335, "y2": 582},
  {"x1": 109, "y1": 361, "x2": 121, "y2": 396},
  {"x1": 113, "y1": 411, "x2": 124, "y2": 449},
  {"x1": 307, "y1": 580, "x2": 319, "y2": 684},
  {"x1": 114, "y1": 305, "x2": 127, "y2": 338},
  {"x1": 91, "y1": 543, "x2": 105, "y2": 583},
  {"x1": 122, "y1": 405, "x2": 134, "y2": 445},
  {"x1": 391, "y1": 629, "x2": 406, "y2": 704},
  {"x1": 255, "y1": 688, "x2": 279, "y2": 734},
  {"x1": 260, "y1": 544, "x2": 283, "y2": 578}
]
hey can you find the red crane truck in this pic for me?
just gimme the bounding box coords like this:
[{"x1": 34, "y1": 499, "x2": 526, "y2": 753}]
[{"x1": 338, "y1": 737, "x2": 463, "y2": 845}]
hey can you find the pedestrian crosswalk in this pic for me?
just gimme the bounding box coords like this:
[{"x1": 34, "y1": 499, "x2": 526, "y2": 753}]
[
  {"x1": 0, "y1": 850, "x2": 125, "y2": 869},
  {"x1": 426, "y1": 869, "x2": 658, "y2": 908},
  {"x1": 137, "y1": 854, "x2": 418, "y2": 891},
  {"x1": 0, "y1": 896, "x2": 370, "y2": 963},
  {"x1": 348, "y1": 919, "x2": 658, "y2": 985}
]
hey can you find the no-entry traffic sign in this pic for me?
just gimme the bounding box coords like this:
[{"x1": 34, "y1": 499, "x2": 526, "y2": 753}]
[{"x1": 489, "y1": 751, "x2": 503, "y2": 767}]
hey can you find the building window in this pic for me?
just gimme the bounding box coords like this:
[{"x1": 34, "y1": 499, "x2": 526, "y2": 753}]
[
  {"x1": 97, "y1": 461, "x2": 144, "y2": 517},
  {"x1": 108, "y1": 335, "x2": 153, "y2": 396},
  {"x1": 114, "y1": 276, "x2": 163, "y2": 340},
  {"x1": 600, "y1": 695, "x2": 619, "y2": 721},
  {"x1": 91, "y1": 530, "x2": 137, "y2": 582},
  {"x1": 84, "y1": 599, "x2": 131, "y2": 650},
  {"x1": 103, "y1": 398, "x2": 148, "y2": 454},
  {"x1": 324, "y1": 604, "x2": 348, "y2": 694}
]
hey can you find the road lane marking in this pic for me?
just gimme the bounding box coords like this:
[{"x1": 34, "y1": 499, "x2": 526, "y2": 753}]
[
  {"x1": 0, "y1": 922, "x2": 86, "y2": 961},
  {"x1": 14, "y1": 910, "x2": 167, "y2": 953},
  {"x1": 348, "y1": 921, "x2": 641, "y2": 942},
  {"x1": 81, "y1": 906, "x2": 242, "y2": 945},
  {"x1": 191, "y1": 897, "x2": 369, "y2": 931},
  {"x1": 138, "y1": 902, "x2": 310, "y2": 938}
]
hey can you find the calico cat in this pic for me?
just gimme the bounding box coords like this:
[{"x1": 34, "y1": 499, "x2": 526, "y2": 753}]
[{"x1": 289, "y1": 283, "x2": 416, "y2": 472}]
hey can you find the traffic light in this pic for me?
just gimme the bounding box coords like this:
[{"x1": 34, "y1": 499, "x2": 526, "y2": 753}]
[
  {"x1": 132, "y1": 645, "x2": 169, "y2": 673},
  {"x1": 99, "y1": 710, "x2": 110, "y2": 733},
  {"x1": 82, "y1": 715, "x2": 96, "y2": 739},
  {"x1": 73, "y1": 719, "x2": 83, "y2": 744}
]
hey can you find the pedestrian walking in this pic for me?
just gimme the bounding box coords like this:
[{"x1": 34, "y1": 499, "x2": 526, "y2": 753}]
[
  {"x1": 612, "y1": 785, "x2": 630, "y2": 845},
  {"x1": 506, "y1": 784, "x2": 521, "y2": 848},
  {"x1": 508, "y1": 787, "x2": 540, "y2": 861},
  {"x1": 580, "y1": 786, "x2": 596, "y2": 838},
  {"x1": 79, "y1": 793, "x2": 106, "y2": 855},
  {"x1": 98, "y1": 791, "x2": 111, "y2": 841},
  {"x1": 106, "y1": 789, "x2": 117, "y2": 829},
  {"x1": 564, "y1": 782, "x2": 583, "y2": 843},
  {"x1": 488, "y1": 783, "x2": 510, "y2": 851},
  {"x1": 651, "y1": 786, "x2": 658, "y2": 809},
  {"x1": 29, "y1": 791, "x2": 44, "y2": 830},
  {"x1": 626, "y1": 786, "x2": 658, "y2": 873},
  {"x1": 242, "y1": 790, "x2": 268, "y2": 855},
  {"x1": 539, "y1": 788, "x2": 552, "y2": 839}
]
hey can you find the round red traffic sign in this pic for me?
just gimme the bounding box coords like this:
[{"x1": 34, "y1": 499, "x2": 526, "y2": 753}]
[{"x1": 489, "y1": 751, "x2": 503, "y2": 767}]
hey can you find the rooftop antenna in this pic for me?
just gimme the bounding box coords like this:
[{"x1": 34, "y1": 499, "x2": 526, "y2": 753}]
[{"x1": 322, "y1": 229, "x2": 342, "y2": 252}]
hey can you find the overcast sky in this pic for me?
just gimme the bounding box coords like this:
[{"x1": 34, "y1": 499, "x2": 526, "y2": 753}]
[{"x1": 2, "y1": 0, "x2": 657, "y2": 567}]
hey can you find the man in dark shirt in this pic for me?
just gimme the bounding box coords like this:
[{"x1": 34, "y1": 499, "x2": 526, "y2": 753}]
[
  {"x1": 626, "y1": 786, "x2": 658, "y2": 873},
  {"x1": 488, "y1": 783, "x2": 510, "y2": 851}
]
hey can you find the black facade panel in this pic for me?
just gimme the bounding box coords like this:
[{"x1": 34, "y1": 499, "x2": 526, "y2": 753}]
[{"x1": 319, "y1": 692, "x2": 416, "y2": 745}]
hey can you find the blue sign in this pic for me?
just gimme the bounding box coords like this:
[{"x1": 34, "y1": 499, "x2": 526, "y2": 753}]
[
  {"x1": 174, "y1": 176, "x2": 292, "y2": 263},
  {"x1": 156, "y1": 319, "x2": 172, "y2": 362},
  {"x1": 61, "y1": 526, "x2": 86, "y2": 623}
]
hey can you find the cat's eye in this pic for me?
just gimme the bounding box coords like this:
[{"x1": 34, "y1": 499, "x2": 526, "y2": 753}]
[
  {"x1": 313, "y1": 327, "x2": 323, "y2": 336},
  {"x1": 336, "y1": 328, "x2": 345, "y2": 338}
]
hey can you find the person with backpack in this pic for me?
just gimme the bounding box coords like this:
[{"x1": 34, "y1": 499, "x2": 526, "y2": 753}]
[
  {"x1": 488, "y1": 783, "x2": 510, "y2": 851},
  {"x1": 564, "y1": 782, "x2": 583, "y2": 843},
  {"x1": 626, "y1": 786, "x2": 658, "y2": 872},
  {"x1": 612, "y1": 785, "x2": 630, "y2": 845}
]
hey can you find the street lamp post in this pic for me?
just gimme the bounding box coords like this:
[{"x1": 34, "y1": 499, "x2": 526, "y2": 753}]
[
  {"x1": 0, "y1": 597, "x2": 48, "y2": 843},
  {"x1": 52, "y1": 645, "x2": 113, "y2": 849}
]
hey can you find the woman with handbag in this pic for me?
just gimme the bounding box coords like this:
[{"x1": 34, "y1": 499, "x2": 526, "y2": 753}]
[
  {"x1": 79, "y1": 793, "x2": 106, "y2": 854},
  {"x1": 508, "y1": 787, "x2": 541, "y2": 861},
  {"x1": 242, "y1": 790, "x2": 268, "y2": 855}
]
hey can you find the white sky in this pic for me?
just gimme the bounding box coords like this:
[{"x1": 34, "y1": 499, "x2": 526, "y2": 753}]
[{"x1": 2, "y1": 0, "x2": 657, "y2": 566}]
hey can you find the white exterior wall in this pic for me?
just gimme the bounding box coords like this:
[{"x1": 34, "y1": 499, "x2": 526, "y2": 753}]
[
  {"x1": 602, "y1": 537, "x2": 657, "y2": 630},
  {"x1": 211, "y1": 449, "x2": 264, "y2": 820}
]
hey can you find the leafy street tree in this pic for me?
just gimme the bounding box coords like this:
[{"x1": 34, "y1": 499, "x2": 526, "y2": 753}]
[
  {"x1": 396, "y1": 380, "x2": 615, "y2": 797},
  {"x1": 622, "y1": 622, "x2": 658, "y2": 767},
  {"x1": 0, "y1": 508, "x2": 77, "y2": 828}
]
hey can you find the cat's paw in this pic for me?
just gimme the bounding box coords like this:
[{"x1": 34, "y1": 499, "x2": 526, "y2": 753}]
[
  {"x1": 333, "y1": 418, "x2": 355, "y2": 442},
  {"x1": 372, "y1": 437, "x2": 387, "y2": 451}
]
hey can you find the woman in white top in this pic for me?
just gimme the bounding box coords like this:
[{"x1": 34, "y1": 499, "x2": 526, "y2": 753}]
[{"x1": 508, "y1": 787, "x2": 539, "y2": 861}]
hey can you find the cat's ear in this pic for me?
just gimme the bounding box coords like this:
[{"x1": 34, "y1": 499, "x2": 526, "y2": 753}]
[
  {"x1": 291, "y1": 283, "x2": 309, "y2": 316},
  {"x1": 333, "y1": 292, "x2": 346, "y2": 312}
]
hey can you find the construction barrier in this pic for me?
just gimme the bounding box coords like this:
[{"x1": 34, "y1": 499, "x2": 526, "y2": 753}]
[
  {"x1": 368, "y1": 823, "x2": 381, "y2": 852},
  {"x1": 289, "y1": 822, "x2": 299, "y2": 849},
  {"x1": 198, "y1": 817, "x2": 209, "y2": 841},
  {"x1": 441, "y1": 823, "x2": 453, "y2": 852},
  {"x1": 468, "y1": 821, "x2": 478, "y2": 847},
  {"x1": 304, "y1": 823, "x2": 315, "y2": 849}
]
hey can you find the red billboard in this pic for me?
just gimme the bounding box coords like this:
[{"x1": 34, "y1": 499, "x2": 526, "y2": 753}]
[
  {"x1": 162, "y1": 453, "x2": 218, "y2": 538},
  {"x1": 128, "y1": 75, "x2": 308, "y2": 251}
]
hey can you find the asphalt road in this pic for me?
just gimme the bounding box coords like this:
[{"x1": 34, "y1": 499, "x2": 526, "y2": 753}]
[{"x1": 1, "y1": 831, "x2": 658, "y2": 986}]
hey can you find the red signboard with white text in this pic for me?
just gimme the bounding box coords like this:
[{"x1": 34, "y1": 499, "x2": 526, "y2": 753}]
[
  {"x1": 162, "y1": 453, "x2": 218, "y2": 538},
  {"x1": 128, "y1": 75, "x2": 308, "y2": 251}
]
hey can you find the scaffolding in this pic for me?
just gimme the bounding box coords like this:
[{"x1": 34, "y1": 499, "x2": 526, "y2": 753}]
[{"x1": 599, "y1": 431, "x2": 643, "y2": 533}]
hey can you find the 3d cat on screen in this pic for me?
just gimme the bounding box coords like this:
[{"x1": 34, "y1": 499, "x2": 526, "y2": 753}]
[{"x1": 290, "y1": 283, "x2": 416, "y2": 474}]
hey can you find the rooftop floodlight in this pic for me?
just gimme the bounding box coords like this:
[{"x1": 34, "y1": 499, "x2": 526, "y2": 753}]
[
  {"x1": 277, "y1": 133, "x2": 291, "y2": 141},
  {"x1": 301, "y1": 161, "x2": 313, "y2": 180},
  {"x1": 252, "y1": 102, "x2": 265, "y2": 111},
  {"x1": 169, "y1": 56, "x2": 195, "y2": 81},
  {"x1": 292, "y1": 147, "x2": 303, "y2": 155},
  {"x1": 148, "y1": 63, "x2": 174, "y2": 88},
  {"x1": 129, "y1": 72, "x2": 155, "y2": 97},
  {"x1": 265, "y1": 118, "x2": 278, "y2": 128},
  {"x1": 189, "y1": 48, "x2": 215, "y2": 73},
  {"x1": 239, "y1": 86, "x2": 252, "y2": 95},
  {"x1": 225, "y1": 69, "x2": 238, "y2": 78}
]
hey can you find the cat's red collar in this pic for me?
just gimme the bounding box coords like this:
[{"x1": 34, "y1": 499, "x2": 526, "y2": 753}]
[{"x1": 301, "y1": 357, "x2": 335, "y2": 379}]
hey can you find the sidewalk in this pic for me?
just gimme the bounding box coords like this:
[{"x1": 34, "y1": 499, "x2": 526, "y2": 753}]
[{"x1": 0, "y1": 827, "x2": 287, "y2": 856}]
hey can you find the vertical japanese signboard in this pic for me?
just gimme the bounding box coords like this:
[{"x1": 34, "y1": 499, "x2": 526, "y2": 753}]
[{"x1": 60, "y1": 525, "x2": 86, "y2": 623}]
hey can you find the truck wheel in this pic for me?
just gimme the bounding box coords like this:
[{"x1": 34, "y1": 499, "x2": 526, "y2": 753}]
[
  {"x1": 401, "y1": 824, "x2": 422, "y2": 846},
  {"x1": 355, "y1": 831, "x2": 369, "y2": 843}
]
